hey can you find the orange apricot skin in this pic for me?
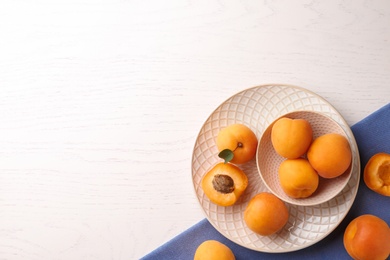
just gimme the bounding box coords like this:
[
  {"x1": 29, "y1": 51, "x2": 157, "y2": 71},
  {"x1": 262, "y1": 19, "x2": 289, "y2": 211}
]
[
  {"x1": 364, "y1": 152, "x2": 390, "y2": 196},
  {"x1": 278, "y1": 158, "x2": 319, "y2": 198},
  {"x1": 307, "y1": 133, "x2": 352, "y2": 178},
  {"x1": 194, "y1": 240, "x2": 235, "y2": 260},
  {"x1": 201, "y1": 163, "x2": 248, "y2": 206},
  {"x1": 244, "y1": 192, "x2": 289, "y2": 236},
  {"x1": 216, "y1": 124, "x2": 258, "y2": 164},
  {"x1": 271, "y1": 117, "x2": 313, "y2": 159},
  {"x1": 343, "y1": 214, "x2": 390, "y2": 260}
]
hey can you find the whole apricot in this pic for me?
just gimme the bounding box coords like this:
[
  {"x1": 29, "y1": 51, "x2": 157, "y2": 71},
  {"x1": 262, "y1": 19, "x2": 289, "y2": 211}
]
[
  {"x1": 271, "y1": 117, "x2": 313, "y2": 159},
  {"x1": 343, "y1": 214, "x2": 390, "y2": 260},
  {"x1": 278, "y1": 158, "x2": 319, "y2": 198},
  {"x1": 216, "y1": 124, "x2": 258, "y2": 164},
  {"x1": 201, "y1": 163, "x2": 248, "y2": 206},
  {"x1": 364, "y1": 152, "x2": 390, "y2": 196},
  {"x1": 244, "y1": 192, "x2": 289, "y2": 236},
  {"x1": 194, "y1": 240, "x2": 235, "y2": 260},
  {"x1": 307, "y1": 133, "x2": 352, "y2": 178}
]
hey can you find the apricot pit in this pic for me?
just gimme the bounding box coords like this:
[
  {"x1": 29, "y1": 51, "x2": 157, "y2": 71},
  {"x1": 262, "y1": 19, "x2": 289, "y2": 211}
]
[{"x1": 212, "y1": 174, "x2": 234, "y2": 194}]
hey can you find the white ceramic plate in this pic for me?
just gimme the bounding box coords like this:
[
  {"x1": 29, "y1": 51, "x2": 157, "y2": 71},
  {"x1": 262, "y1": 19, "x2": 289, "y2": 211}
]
[{"x1": 191, "y1": 84, "x2": 360, "y2": 252}]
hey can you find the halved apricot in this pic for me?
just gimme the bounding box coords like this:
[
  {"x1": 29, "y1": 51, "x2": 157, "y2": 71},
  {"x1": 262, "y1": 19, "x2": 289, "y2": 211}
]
[
  {"x1": 364, "y1": 152, "x2": 390, "y2": 196},
  {"x1": 201, "y1": 163, "x2": 248, "y2": 206}
]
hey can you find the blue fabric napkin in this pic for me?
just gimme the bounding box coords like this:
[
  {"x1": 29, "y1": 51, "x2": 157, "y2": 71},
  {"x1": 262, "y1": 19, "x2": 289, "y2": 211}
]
[{"x1": 141, "y1": 103, "x2": 390, "y2": 260}]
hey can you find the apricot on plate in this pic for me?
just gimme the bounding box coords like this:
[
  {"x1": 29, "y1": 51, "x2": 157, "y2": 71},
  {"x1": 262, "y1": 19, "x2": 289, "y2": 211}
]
[
  {"x1": 307, "y1": 133, "x2": 352, "y2": 179},
  {"x1": 201, "y1": 162, "x2": 248, "y2": 206},
  {"x1": 216, "y1": 124, "x2": 258, "y2": 164},
  {"x1": 194, "y1": 240, "x2": 235, "y2": 260},
  {"x1": 343, "y1": 214, "x2": 390, "y2": 260},
  {"x1": 278, "y1": 158, "x2": 319, "y2": 199},
  {"x1": 244, "y1": 192, "x2": 289, "y2": 236},
  {"x1": 271, "y1": 117, "x2": 313, "y2": 159},
  {"x1": 364, "y1": 152, "x2": 390, "y2": 196}
]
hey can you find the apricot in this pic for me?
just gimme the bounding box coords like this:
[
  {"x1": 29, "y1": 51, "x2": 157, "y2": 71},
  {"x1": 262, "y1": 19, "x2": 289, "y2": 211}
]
[
  {"x1": 194, "y1": 240, "x2": 235, "y2": 260},
  {"x1": 244, "y1": 192, "x2": 289, "y2": 236},
  {"x1": 307, "y1": 133, "x2": 352, "y2": 178},
  {"x1": 271, "y1": 117, "x2": 313, "y2": 159},
  {"x1": 216, "y1": 124, "x2": 258, "y2": 164},
  {"x1": 278, "y1": 158, "x2": 319, "y2": 198},
  {"x1": 364, "y1": 152, "x2": 390, "y2": 196},
  {"x1": 201, "y1": 163, "x2": 248, "y2": 206},
  {"x1": 343, "y1": 214, "x2": 390, "y2": 260}
]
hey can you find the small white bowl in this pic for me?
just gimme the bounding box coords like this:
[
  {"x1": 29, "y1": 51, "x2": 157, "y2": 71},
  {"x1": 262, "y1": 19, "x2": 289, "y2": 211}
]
[{"x1": 256, "y1": 111, "x2": 353, "y2": 206}]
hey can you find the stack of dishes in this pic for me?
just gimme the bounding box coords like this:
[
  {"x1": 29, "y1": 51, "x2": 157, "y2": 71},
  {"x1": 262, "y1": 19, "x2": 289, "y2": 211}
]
[{"x1": 191, "y1": 84, "x2": 360, "y2": 253}]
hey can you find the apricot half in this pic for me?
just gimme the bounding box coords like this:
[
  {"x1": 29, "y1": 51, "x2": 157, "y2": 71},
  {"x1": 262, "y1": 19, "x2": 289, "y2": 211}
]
[
  {"x1": 244, "y1": 192, "x2": 289, "y2": 236},
  {"x1": 343, "y1": 214, "x2": 390, "y2": 260},
  {"x1": 271, "y1": 117, "x2": 313, "y2": 159},
  {"x1": 364, "y1": 152, "x2": 390, "y2": 196},
  {"x1": 278, "y1": 158, "x2": 319, "y2": 198},
  {"x1": 307, "y1": 133, "x2": 352, "y2": 178},
  {"x1": 201, "y1": 163, "x2": 248, "y2": 206},
  {"x1": 194, "y1": 240, "x2": 235, "y2": 260},
  {"x1": 216, "y1": 124, "x2": 258, "y2": 164}
]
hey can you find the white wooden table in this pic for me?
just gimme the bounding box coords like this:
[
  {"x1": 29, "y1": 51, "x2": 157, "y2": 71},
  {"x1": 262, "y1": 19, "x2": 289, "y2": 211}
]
[{"x1": 1, "y1": 1, "x2": 389, "y2": 259}]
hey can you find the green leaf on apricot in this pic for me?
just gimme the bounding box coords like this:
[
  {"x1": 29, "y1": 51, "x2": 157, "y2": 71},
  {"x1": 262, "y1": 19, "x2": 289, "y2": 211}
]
[{"x1": 218, "y1": 149, "x2": 234, "y2": 164}]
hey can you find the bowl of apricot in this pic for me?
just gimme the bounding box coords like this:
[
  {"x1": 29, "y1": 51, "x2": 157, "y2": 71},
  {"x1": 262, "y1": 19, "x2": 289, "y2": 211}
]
[{"x1": 257, "y1": 111, "x2": 353, "y2": 206}]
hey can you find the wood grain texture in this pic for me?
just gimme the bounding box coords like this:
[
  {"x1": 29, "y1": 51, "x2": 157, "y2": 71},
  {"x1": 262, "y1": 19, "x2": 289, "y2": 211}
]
[{"x1": 0, "y1": 0, "x2": 389, "y2": 259}]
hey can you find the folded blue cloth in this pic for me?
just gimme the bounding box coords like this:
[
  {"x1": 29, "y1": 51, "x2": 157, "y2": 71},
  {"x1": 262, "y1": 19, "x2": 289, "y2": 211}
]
[{"x1": 141, "y1": 103, "x2": 390, "y2": 260}]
